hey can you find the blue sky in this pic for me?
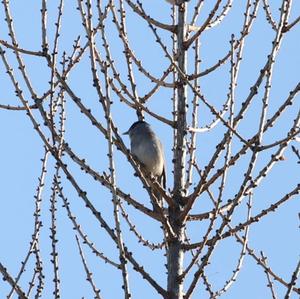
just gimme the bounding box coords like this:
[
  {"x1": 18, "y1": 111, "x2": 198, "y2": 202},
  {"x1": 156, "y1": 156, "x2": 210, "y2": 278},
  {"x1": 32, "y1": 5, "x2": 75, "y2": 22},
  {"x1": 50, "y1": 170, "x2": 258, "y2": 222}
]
[{"x1": 0, "y1": 1, "x2": 299, "y2": 298}]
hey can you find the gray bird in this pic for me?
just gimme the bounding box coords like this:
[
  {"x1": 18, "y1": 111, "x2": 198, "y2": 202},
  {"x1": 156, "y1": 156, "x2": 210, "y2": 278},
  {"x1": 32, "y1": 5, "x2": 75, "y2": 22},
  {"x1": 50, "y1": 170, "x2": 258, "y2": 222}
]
[{"x1": 124, "y1": 121, "x2": 166, "y2": 209}]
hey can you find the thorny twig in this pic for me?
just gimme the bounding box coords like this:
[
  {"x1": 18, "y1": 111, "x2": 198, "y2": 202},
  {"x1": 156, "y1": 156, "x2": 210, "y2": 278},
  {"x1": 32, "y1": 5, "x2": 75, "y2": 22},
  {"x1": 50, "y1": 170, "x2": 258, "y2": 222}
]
[{"x1": 1, "y1": 1, "x2": 300, "y2": 298}]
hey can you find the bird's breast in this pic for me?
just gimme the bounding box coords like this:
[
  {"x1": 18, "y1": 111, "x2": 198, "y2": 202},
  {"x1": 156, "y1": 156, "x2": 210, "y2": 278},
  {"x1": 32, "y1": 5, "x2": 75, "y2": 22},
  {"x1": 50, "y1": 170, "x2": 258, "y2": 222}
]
[{"x1": 131, "y1": 137, "x2": 164, "y2": 176}]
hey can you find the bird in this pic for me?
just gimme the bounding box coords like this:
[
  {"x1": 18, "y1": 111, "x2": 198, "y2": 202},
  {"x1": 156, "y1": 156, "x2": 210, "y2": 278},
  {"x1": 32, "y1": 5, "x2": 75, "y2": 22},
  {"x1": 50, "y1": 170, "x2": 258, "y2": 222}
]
[{"x1": 124, "y1": 121, "x2": 166, "y2": 210}]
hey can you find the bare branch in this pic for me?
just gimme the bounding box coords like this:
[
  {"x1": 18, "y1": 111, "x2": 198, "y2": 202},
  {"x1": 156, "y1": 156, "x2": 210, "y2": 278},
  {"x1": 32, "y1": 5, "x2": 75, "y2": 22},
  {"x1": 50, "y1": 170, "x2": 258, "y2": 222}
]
[
  {"x1": 75, "y1": 236, "x2": 103, "y2": 299},
  {"x1": 0, "y1": 262, "x2": 28, "y2": 299}
]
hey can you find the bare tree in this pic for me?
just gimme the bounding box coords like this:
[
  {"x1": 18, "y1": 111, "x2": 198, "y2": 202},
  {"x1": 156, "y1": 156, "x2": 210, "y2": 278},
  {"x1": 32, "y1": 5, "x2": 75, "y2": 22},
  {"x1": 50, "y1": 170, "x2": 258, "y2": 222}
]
[{"x1": 0, "y1": 0, "x2": 299, "y2": 298}]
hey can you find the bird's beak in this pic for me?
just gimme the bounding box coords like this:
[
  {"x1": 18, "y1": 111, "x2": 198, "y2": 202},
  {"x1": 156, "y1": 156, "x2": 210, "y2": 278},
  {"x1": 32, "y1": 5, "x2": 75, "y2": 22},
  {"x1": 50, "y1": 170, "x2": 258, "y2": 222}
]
[{"x1": 123, "y1": 130, "x2": 129, "y2": 135}]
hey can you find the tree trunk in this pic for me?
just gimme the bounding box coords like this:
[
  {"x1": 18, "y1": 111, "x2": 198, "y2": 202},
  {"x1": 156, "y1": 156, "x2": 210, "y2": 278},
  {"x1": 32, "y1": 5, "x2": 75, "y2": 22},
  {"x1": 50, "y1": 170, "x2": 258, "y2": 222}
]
[
  {"x1": 167, "y1": 212, "x2": 185, "y2": 299},
  {"x1": 167, "y1": 3, "x2": 187, "y2": 299}
]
